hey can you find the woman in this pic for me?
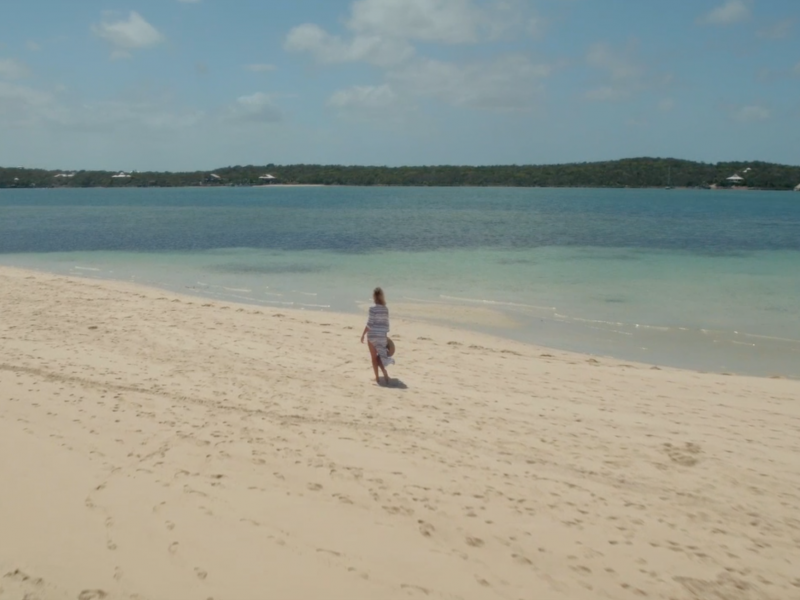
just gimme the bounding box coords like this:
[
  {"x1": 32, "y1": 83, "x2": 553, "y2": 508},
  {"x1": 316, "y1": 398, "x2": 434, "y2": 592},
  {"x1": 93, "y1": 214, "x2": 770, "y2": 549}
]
[{"x1": 361, "y1": 287, "x2": 395, "y2": 385}]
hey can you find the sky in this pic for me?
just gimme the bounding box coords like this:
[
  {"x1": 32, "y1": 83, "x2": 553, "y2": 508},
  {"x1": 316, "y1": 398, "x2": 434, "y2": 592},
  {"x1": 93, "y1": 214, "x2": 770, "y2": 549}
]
[{"x1": 0, "y1": 0, "x2": 798, "y2": 170}]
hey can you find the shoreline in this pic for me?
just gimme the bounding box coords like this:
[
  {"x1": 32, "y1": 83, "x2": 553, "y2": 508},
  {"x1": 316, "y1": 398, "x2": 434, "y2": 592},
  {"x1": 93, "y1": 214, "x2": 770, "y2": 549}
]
[
  {"x1": 2, "y1": 265, "x2": 799, "y2": 599},
  {"x1": 7, "y1": 262, "x2": 797, "y2": 381}
]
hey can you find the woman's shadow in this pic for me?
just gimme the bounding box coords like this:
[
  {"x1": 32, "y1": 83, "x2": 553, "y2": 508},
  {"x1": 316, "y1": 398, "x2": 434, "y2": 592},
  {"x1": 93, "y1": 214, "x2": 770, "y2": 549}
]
[{"x1": 382, "y1": 378, "x2": 408, "y2": 389}]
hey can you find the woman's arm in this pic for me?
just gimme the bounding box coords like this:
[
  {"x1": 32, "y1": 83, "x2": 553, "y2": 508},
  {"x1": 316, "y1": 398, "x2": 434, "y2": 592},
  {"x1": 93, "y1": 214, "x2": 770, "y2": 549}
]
[{"x1": 362, "y1": 306, "x2": 376, "y2": 342}]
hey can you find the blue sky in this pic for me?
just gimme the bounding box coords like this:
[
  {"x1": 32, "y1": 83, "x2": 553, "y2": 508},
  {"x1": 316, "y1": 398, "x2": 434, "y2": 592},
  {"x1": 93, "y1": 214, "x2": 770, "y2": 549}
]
[{"x1": 1, "y1": 0, "x2": 798, "y2": 170}]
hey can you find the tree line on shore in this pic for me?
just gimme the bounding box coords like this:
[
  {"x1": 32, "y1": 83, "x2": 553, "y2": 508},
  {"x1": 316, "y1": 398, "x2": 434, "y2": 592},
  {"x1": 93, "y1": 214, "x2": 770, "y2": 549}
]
[{"x1": 2, "y1": 158, "x2": 799, "y2": 190}]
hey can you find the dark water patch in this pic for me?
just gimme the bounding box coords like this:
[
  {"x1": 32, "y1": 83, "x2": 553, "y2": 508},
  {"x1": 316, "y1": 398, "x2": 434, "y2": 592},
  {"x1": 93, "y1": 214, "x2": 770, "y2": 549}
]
[
  {"x1": 497, "y1": 258, "x2": 537, "y2": 265},
  {"x1": 2, "y1": 187, "x2": 800, "y2": 254},
  {"x1": 205, "y1": 263, "x2": 329, "y2": 275},
  {"x1": 694, "y1": 249, "x2": 753, "y2": 258},
  {"x1": 578, "y1": 253, "x2": 644, "y2": 261}
]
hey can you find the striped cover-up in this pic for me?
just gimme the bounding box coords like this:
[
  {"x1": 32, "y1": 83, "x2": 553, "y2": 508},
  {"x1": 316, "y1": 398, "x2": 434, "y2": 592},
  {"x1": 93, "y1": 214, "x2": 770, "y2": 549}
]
[{"x1": 366, "y1": 304, "x2": 395, "y2": 366}]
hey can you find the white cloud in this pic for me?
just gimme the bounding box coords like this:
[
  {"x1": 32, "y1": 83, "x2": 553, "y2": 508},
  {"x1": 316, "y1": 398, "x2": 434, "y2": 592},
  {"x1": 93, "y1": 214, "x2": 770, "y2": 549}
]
[
  {"x1": 731, "y1": 105, "x2": 770, "y2": 122},
  {"x1": 584, "y1": 42, "x2": 651, "y2": 101},
  {"x1": 328, "y1": 84, "x2": 404, "y2": 116},
  {"x1": 658, "y1": 98, "x2": 676, "y2": 112},
  {"x1": 285, "y1": 23, "x2": 415, "y2": 67},
  {"x1": 586, "y1": 43, "x2": 643, "y2": 82},
  {"x1": 285, "y1": 0, "x2": 541, "y2": 69},
  {"x1": 0, "y1": 71, "x2": 211, "y2": 135},
  {"x1": 92, "y1": 12, "x2": 165, "y2": 59},
  {"x1": 757, "y1": 19, "x2": 794, "y2": 40},
  {"x1": 72, "y1": 101, "x2": 204, "y2": 131},
  {"x1": 0, "y1": 81, "x2": 66, "y2": 128},
  {"x1": 225, "y1": 92, "x2": 283, "y2": 123},
  {"x1": 0, "y1": 81, "x2": 52, "y2": 109},
  {"x1": 0, "y1": 58, "x2": 30, "y2": 79},
  {"x1": 346, "y1": 0, "x2": 486, "y2": 44},
  {"x1": 245, "y1": 64, "x2": 277, "y2": 73},
  {"x1": 697, "y1": 0, "x2": 751, "y2": 26},
  {"x1": 389, "y1": 55, "x2": 550, "y2": 110},
  {"x1": 285, "y1": 0, "x2": 551, "y2": 115},
  {"x1": 26, "y1": 41, "x2": 41, "y2": 52},
  {"x1": 527, "y1": 16, "x2": 546, "y2": 39}
]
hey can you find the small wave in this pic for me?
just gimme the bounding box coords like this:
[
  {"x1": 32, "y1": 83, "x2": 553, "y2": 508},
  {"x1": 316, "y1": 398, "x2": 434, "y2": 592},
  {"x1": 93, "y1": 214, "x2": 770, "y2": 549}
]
[
  {"x1": 223, "y1": 294, "x2": 258, "y2": 303},
  {"x1": 439, "y1": 295, "x2": 556, "y2": 312},
  {"x1": 735, "y1": 332, "x2": 800, "y2": 344},
  {"x1": 582, "y1": 324, "x2": 633, "y2": 336},
  {"x1": 635, "y1": 324, "x2": 671, "y2": 332},
  {"x1": 564, "y1": 315, "x2": 625, "y2": 327},
  {"x1": 223, "y1": 287, "x2": 252, "y2": 293},
  {"x1": 259, "y1": 299, "x2": 295, "y2": 307},
  {"x1": 403, "y1": 296, "x2": 451, "y2": 305},
  {"x1": 73, "y1": 266, "x2": 101, "y2": 272},
  {"x1": 298, "y1": 303, "x2": 331, "y2": 309}
]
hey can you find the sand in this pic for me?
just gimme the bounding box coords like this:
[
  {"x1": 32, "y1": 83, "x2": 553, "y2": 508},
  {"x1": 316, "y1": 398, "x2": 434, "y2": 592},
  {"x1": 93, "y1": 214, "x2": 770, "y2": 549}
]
[{"x1": 1, "y1": 265, "x2": 799, "y2": 600}]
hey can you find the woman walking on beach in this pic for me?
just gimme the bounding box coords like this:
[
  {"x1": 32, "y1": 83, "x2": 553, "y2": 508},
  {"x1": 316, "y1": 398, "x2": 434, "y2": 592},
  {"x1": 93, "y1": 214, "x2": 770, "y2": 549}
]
[{"x1": 361, "y1": 287, "x2": 395, "y2": 385}]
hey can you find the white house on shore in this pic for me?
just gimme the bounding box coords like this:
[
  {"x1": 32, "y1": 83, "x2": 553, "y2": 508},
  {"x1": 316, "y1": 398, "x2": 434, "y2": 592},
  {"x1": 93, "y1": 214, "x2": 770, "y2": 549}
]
[
  {"x1": 54, "y1": 172, "x2": 75, "y2": 178},
  {"x1": 794, "y1": 184, "x2": 800, "y2": 192},
  {"x1": 112, "y1": 172, "x2": 131, "y2": 179},
  {"x1": 259, "y1": 174, "x2": 277, "y2": 184},
  {"x1": 726, "y1": 174, "x2": 745, "y2": 185}
]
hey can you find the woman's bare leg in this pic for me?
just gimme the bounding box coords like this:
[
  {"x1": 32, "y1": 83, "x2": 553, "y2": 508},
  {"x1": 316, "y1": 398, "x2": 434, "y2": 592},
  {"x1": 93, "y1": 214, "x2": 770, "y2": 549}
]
[
  {"x1": 377, "y1": 357, "x2": 389, "y2": 385},
  {"x1": 367, "y1": 342, "x2": 380, "y2": 383}
]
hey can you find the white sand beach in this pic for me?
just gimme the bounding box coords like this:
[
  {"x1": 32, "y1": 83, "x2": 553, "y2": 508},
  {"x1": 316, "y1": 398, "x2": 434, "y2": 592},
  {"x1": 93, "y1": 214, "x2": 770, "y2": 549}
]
[{"x1": 1, "y1": 265, "x2": 799, "y2": 600}]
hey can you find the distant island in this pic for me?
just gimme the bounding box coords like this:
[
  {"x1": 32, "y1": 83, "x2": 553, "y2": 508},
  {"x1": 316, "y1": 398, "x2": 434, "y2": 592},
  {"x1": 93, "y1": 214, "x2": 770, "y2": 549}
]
[{"x1": 2, "y1": 158, "x2": 800, "y2": 191}]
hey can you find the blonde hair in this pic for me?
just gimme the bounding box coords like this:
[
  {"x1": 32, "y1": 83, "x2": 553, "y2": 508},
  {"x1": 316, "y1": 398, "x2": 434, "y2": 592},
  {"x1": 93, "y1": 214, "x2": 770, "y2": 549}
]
[{"x1": 373, "y1": 287, "x2": 386, "y2": 305}]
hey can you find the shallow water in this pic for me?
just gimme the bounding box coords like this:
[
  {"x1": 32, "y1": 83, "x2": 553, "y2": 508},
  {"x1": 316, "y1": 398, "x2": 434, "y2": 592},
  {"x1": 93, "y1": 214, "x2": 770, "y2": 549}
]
[{"x1": 2, "y1": 186, "x2": 798, "y2": 377}]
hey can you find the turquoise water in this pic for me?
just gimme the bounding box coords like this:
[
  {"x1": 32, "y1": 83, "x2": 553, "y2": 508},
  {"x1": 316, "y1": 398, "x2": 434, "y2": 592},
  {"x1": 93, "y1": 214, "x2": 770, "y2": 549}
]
[{"x1": 1, "y1": 187, "x2": 799, "y2": 377}]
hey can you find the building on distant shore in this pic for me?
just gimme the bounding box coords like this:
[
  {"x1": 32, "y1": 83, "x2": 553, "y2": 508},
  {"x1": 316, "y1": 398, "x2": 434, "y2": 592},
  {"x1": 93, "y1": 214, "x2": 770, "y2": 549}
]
[
  {"x1": 112, "y1": 172, "x2": 131, "y2": 179},
  {"x1": 794, "y1": 184, "x2": 800, "y2": 192},
  {"x1": 726, "y1": 174, "x2": 745, "y2": 186},
  {"x1": 258, "y1": 174, "x2": 277, "y2": 184},
  {"x1": 54, "y1": 172, "x2": 75, "y2": 178}
]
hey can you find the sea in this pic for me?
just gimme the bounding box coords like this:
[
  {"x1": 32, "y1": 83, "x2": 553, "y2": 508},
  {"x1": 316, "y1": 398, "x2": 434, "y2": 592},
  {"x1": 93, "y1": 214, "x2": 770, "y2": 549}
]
[{"x1": 1, "y1": 186, "x2": 799, "y2": 378}]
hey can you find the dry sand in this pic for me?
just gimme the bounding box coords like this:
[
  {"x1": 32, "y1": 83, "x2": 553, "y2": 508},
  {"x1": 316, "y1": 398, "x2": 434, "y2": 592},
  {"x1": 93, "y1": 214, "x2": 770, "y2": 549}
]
[{"x1": 1, "y1": 266, "x2": 799, "y2": 600}]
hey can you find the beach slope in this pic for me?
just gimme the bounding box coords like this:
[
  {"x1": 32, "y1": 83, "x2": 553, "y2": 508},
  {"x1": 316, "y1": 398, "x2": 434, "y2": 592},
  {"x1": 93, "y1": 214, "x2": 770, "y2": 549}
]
[{"x1": 1, "y1": 266, "x2": 799, "y2": 600}]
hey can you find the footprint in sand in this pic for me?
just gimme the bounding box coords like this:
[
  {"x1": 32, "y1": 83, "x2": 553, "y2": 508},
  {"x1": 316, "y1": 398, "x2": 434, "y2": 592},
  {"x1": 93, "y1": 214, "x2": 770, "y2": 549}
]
[
  {"x1": 78, "y1": 591, "x2": 108, "y2": 600},
  {"x1": 400, "y1": 584, "x2": 430, "y2": 595},
  {"x1": 663, "y1": 442, "x2": 702, "y2": 467},
  {"x1": 417, "y1": 521, "x2": 435, "y2": 537}
]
